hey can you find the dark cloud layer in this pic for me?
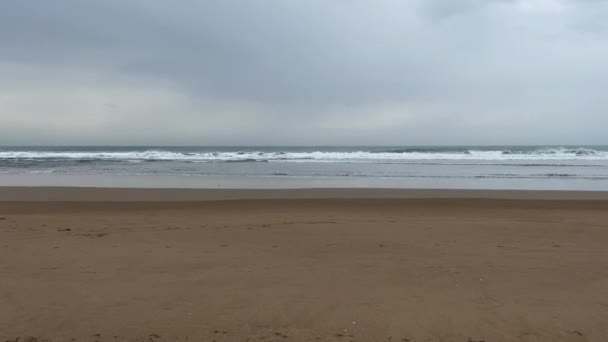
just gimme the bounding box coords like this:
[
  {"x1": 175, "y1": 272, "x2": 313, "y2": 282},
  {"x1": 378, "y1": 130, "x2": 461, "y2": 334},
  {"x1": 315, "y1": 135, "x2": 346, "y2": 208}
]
[{"x1": 1, "y1": 0, "x2": 607, "y2": 145}]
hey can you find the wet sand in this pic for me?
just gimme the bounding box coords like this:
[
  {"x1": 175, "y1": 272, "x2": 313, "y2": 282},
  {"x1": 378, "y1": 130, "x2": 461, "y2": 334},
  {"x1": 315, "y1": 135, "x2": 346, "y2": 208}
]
[{"x1": 1, "y1": 188, "x2": 608, "y2": 341}]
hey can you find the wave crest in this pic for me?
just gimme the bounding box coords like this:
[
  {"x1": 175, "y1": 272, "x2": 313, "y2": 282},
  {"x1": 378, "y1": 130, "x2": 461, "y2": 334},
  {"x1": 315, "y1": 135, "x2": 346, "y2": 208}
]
[{"x1": 1, "y1": 147, "x2": 607, "y2": 162}]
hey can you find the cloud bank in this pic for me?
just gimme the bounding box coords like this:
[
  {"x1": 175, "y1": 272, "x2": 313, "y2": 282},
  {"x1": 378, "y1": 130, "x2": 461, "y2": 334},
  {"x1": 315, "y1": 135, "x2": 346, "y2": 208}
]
[{"x1": 1, "y1": 0, "x2": 607, "y2": 145}]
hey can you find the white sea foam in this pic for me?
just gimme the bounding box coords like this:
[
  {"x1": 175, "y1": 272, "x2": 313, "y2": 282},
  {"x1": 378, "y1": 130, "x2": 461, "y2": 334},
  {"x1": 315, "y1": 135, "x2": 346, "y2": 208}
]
[{"x1": 1, "y1": 148, "x2": 608, "y2": 162}]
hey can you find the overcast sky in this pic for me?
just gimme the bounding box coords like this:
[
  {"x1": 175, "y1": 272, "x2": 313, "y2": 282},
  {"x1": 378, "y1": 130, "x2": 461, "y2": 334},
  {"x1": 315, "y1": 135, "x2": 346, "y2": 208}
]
[{"x1": 1, "y1": 0, "x2": 607, "y2": 145}]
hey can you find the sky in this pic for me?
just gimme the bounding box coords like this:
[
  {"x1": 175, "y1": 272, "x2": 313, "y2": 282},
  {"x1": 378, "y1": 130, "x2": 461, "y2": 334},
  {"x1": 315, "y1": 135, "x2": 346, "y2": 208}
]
[{"x1": 1, "y1": 0, "x2": 607, "y2": 146}]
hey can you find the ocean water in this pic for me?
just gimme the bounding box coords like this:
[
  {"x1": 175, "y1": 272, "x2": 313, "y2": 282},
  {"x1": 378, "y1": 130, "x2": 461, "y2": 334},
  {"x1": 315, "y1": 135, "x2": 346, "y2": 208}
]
[{"x1": 1, "y1": 145, "x2": 608, "y2": 190}]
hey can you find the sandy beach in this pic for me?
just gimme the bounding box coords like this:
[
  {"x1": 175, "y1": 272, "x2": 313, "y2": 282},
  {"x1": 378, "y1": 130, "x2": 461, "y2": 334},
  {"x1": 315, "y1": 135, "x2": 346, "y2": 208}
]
[{"x1": 1, "y1": 188, "x2": 608, "y2": 341}]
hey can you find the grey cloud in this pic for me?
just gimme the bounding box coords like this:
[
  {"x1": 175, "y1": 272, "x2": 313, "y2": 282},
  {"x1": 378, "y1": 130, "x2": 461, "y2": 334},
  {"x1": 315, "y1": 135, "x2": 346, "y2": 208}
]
[{"x1": 1, "y1": 0, "x2": 608, "y2": 145}]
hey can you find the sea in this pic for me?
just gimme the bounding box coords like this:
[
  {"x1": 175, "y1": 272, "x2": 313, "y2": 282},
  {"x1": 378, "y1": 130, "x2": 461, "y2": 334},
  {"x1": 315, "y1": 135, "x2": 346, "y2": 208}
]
[{"x1": 1, "y1": 145, "x2": 608, "y2": 190}]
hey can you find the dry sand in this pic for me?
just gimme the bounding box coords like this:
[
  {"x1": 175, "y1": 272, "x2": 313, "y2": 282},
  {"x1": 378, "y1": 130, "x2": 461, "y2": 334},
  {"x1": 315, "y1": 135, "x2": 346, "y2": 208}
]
[{"x1": 1, "y1": 188, "x2": 608, "y2": 341}]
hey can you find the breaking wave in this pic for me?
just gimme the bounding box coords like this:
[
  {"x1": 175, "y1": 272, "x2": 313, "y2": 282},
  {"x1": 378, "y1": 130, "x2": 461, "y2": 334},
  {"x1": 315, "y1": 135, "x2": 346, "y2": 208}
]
[{"x1": 1, "y1": 147, "x2": 607, "y2": 162}]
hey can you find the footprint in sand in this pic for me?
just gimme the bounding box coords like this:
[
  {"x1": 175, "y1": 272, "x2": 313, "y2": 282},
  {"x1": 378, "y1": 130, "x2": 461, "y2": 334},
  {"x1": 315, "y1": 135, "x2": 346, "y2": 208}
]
[{"x1": 75, "y1": 233, "x2": 109, "y2": 238}]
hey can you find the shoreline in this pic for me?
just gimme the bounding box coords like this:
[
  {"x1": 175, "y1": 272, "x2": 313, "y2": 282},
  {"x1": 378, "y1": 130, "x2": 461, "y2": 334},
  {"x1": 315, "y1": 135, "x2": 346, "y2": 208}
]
[
  {"x1": 2, "y1": 186, "x2": 608, "y2": 201},
  {"x1": 3, "y1": 172, "x2": 608, "y2": 192}
]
